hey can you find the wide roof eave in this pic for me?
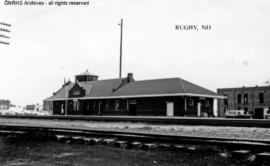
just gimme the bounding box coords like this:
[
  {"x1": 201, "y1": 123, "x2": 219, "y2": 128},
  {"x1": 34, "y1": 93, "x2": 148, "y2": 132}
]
[{"x1": 45, "y1": 93, "x2": 225, "y2": 101}]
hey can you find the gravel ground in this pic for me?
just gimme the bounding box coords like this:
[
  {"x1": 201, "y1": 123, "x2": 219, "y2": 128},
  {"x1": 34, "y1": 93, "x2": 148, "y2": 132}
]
[
  {"x1": 0, "y1": 137, "x2": 238, "y2": 166},
  {"x1": 0, "y1": 118, "x2": 270, "y2": 141}
]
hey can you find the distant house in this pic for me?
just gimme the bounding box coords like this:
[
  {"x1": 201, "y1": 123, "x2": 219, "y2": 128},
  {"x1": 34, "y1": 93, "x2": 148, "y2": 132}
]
[
  {"x1": 0, "y1": 100, "x2": 10, "y2": 110},
  {"x1": 25, "y1": 105, "x2": 35, "y2": 111},
  {"x1": 44, "y1": 70, "x2": 224, "y2": 117},
  {"x1": 43, "y1": 99, "x2": 53, "y2": 115},
  {"x1": 217, "y1": 86, "x2": 270, "y2": 119},
  {"x1": 25, "y1": 104, "x2": 43, "y2": 112}
]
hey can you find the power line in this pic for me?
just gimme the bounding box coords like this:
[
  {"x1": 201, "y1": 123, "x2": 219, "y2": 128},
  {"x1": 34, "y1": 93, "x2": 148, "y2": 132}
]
[
  {"x1": 0, "y1": 41, "x2": 9, "y2": 45},
  {"x1": 0, "y1": 22, "x2": 11, "y2": 27},
  {"x1": 0, "y1": 28, "x2": 10, "y2": 33},
  {"x1": 0, "y1": 34, "x2": 10, "y2": 39},
  {"x1": 0, "y1": 21, "x2": 11, "y2": 45}
]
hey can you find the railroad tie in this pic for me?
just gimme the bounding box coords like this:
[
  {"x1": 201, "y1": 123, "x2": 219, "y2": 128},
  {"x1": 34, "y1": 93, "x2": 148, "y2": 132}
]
[
  {"x1": 141, "y1": 143, "x2": 157, "y2": 150},
  {"x1": 113, "y1": 141, "x2": 127, "y2": 148},
  {"x1": 70, "y1": 136, "x2": 85, "y2": 144},
  {"x1": 102, "y1": 138, "x2": 115, "y2": 145},
  {"x1": 256, "y1": 152, "x2": 270, "y2": 162},
  {"x1": 158, "y1": 143, "x2": 171, "y2": 150},
  {"x1": 231, "y1": 150, "x2": 250, "y2": 159},
  {"x1": 56, "y1": 135, "x2": 69, "y2": 143},
  {"x1": 88, "y1": 138, "x2": 102, "y2": 145},
  {"x1": 125, "y1": 141, "x2": 141, "y2": 149}
]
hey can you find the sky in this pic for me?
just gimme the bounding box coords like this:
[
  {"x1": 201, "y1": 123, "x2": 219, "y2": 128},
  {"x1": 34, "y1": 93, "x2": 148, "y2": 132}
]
[{"x1": 0, "y1": 0, "x2": 270, "y2": 106}]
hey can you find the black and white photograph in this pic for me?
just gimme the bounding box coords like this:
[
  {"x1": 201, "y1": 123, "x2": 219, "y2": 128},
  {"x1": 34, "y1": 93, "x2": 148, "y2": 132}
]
[{"x1": 0, "y1": 0, "x2": 270, "y2": 165}]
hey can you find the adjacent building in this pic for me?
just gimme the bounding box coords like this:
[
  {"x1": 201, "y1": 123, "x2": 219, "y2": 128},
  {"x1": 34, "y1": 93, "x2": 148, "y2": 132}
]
[
  {"x1": 44, "y1": 70, "x2": 224, "y2": 117},
  {"x1": 217, "y1": 86, "x2": 270, "y2": 118},
  {"x1": 0, "y1": 100, "x2": 10, "y2": 110}
]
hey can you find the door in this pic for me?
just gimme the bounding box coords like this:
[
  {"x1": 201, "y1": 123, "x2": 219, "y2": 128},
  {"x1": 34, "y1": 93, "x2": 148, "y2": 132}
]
[
  {"x1": 197, "y1": 102, "x2": 201, "y2": 117},
  {"x1": 254, "y1": 108, "x2": 264, "y2": 119},
  {"x1": 166, "y1": 102, "x2": 174, "y2": 116},
  {"x1": 129, "y1": 100, "x2": 137, "y2": 115},
  {"x1": 84, "y1": 101, "x2": 90, "y2": 115}
]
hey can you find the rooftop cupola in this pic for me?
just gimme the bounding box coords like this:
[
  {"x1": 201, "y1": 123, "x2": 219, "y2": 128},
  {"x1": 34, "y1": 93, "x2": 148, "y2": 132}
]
[{"x1": 75, "y1": 70, "x2": 98, "y2": 82}]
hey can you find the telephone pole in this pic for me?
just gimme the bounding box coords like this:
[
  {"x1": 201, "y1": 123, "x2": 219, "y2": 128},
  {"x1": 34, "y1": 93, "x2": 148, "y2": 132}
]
[
  {"x1": 0, "y1": 21, "x2": 11, "y2": 45},
  {"x1": 65, "y1": 78, "x2": 68, "y2": 116},
  {"x1": 119, "y1": 18, "x2": 123, "y2": 79}
]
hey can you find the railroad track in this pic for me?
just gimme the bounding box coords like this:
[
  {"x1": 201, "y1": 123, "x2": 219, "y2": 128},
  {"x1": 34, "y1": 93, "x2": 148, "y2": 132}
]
[
  {"x1": 0, "y1": 124, "x2": 270, "y2": 151},
  {"x1": 1, "y1": 115, "x2": 270, "y2": 127}
]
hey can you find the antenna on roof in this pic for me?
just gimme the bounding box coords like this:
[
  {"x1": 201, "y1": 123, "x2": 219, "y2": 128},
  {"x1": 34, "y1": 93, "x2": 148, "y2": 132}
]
[{"x1": 118, "y1": 18, "x2": 123, "y2": 79}]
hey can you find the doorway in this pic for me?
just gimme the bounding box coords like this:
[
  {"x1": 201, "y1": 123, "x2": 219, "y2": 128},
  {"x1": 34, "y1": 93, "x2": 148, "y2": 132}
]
[
  {"x1": 166, "y1": 102, "x2": 174, "y2": 116},
  {"x1": 129, "y1": 100, "x2": 137, "y2": 115},
  {"x1": 254, "y1": 108, "x2": 264, "y2": 119},
  {"x1": 197, "y1": 102, "x2": 201, "y2": 117}
]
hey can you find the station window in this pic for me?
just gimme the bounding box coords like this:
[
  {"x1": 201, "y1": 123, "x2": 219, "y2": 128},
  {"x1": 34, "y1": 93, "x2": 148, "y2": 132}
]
[
  {"x1": 130, "y1": 100, "x2": 137, "y2": 104},
  {"x1": 73, "y1": 90, "x2": 80, "y2": 96},
  {"x1": 98, "y1": 101, "x2": 103, "y2": 113},
  {"x1": 73, "y1": 100, "x2": 79, "y2": 111},
  {"x1": 224, "y1": 94, "x2": 228, "y2": 105},
  {"x1": 126, "y1": 100, "x2": 129, "y2": 110},
  {"x1": 61, "y1": 104, "x2": 64, "y2": 114},
  {"x1": 244, "y1": 94, "x2": 248, "y2": 104},
  {"x1": 87, "y1": 102, "x2": 90, "y2": 111},
  {"x1": 205, "y1": 99, "x2": 209, "y2": 107},
  {"x1": 189, "y1": 99, "x2": 194, "y2": 106},
  {"x1": 115, "y1": 100, "x2": 119, "y2": 111},
  {"x1": 237, "y1": 94, "x2": 242, "y2": 104},
  {"x1": 93, "y1": 101, "x2": 96, "y2": 109},
  {"x1": 73, "y1": 101, "x2": 76, "y2": 110},
  {"x1": 259, "y1": 93, "x2": 264, "y2": 104},
  {"x1": 105, "y1": 100, "x2": 109, "y2": 111},
  {"x1": 77, "y1": 101, "x2": 80, "y2": 110}
]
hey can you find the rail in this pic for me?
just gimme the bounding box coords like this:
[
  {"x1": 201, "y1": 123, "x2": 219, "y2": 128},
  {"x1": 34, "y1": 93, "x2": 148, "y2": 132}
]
[
  {"x1": 0, "y1": 115, "x2": 270, "y2": 127},
  {"x1": 0, "y1": 124, "x2": 270, "y2": 150}
]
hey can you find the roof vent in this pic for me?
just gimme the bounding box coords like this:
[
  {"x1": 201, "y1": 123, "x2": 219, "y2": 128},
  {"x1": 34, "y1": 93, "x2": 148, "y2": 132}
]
[{"x1": 75, "y1": 70, "x2": 98, "y2": 82}]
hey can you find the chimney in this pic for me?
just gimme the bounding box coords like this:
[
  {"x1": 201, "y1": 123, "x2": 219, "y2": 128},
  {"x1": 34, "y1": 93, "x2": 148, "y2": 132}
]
[
  {"x1": 66, "y1": 79, "x2": 71, "y2": 85},
  {"x1": 127, "y1": 73, "x2": 134, "y2": 83},
  {"x1": 112, "y1": 73, "x2": 134, "y2": 92},
  {"x1": 62, "y1": 78, "x2": 72, "y2": 88}
]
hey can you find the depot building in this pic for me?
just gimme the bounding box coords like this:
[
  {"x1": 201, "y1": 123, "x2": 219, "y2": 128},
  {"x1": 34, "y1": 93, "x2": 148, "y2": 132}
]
[{"x1": 44, "y1": 70, "x2": 224, "y2": 117}]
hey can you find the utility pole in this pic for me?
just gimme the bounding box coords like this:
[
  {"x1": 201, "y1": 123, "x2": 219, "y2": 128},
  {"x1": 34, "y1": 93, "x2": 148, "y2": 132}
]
[
  {"x1": 119, "y1": 18, "x2": 123, "y2": 79},
  {"x1": 64, "y1": 78, "x2": 68, "y2": 116},
  {"x1": 0, "y1": 21, "x2": 11, "y2": 45}
]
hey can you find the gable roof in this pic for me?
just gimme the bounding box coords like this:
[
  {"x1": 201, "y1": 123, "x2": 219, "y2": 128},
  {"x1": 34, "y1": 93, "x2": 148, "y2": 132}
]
[
  {"x1": 46, "y1": 78, "x2": 123, "y2": 100},
  {"x1": 45, "y1": 77, "x2": 224, "y2": 101},
  {"x1": 111, "y1": 78, "x2": 219, "y2": 97}
]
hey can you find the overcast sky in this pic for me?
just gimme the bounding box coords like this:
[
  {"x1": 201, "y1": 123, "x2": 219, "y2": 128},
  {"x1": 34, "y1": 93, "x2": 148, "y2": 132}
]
[{"x1": 0, "y1": 0, "x2": 270, "y2": 106}]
